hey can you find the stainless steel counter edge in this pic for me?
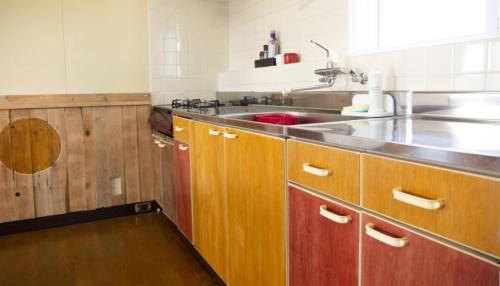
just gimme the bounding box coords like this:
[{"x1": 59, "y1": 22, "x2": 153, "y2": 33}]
[
  {"x1": 172, "y1": 108, "x2": 500, "y2": 178},
  {"x1": 286, "y1": 128, "x2": 500, "y2": 179},
  {"x1": 172, "y1": 108, "x2": 289, "y2": 137}
]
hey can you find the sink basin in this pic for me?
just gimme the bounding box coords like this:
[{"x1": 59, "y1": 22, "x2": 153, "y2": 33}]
[{"x1": 219, "y1": 111, "x2": 362, "y2": 126}]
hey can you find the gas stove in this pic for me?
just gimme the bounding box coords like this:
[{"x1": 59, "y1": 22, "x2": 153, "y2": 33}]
[
  {"x1": 170, "y1": 98, "x2": 222, "y2": 110},
  {"x1": 149, "y1": 99, "x2": 223, "y2": 137}
]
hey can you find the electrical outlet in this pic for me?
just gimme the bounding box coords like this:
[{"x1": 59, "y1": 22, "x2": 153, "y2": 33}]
[
  {"x1": 135, "y1": 202, "x2": 152, "y2": 213},
  {"x1": 111, "y1": 177, "x2": 122, "y2": 196}
]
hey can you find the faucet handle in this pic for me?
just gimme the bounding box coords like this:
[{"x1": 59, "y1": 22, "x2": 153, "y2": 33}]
[{"x1": 311, "y1": 40, "x2": 338, "y2": 68}]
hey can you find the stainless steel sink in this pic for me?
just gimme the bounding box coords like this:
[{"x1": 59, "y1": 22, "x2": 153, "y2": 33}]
[
  {"x1": 219, "y1": 111, "x2": 362, "y2": 125},
  {"x1": 218, "y1": 111, "x2": 364, "y2": 136}
]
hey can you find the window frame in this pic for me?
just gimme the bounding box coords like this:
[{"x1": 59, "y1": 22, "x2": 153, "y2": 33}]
[{"x1": 349, "y1": 0, "x2": 500, "y2": 55}]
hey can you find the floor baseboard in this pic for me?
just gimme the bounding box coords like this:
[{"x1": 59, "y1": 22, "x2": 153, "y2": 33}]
[{"x1": 0, "y1": 201, "x2": 162, "y2": 236}]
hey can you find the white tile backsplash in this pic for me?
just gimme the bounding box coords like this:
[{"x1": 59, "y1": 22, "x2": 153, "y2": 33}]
[
  {"x1": 453, "y1": 74, "x2": 485, "y2": 91},
  {"x1": 149, "y1": 0, "x2": 228, "y2": 105},
  {"x1": 425, "y1": 45, "x2": 454, "y2": 76},
  {"x1": 485, "y1": 73, "x2": 500, "y2": 90},
  {"x1": 488, "y1": 40, "x2": 500, "y2": 72},
  {"x1": 453, "y1": 42, "x2": 487, "y2": 74},
  {"x1": 219, "y1": 0, "x2": 500, "y2": 92}
]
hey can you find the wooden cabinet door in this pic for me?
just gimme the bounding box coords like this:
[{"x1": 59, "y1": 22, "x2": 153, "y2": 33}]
[
  {"x1": 288, "y1": 140, "x2": 360, "y2": 204},
  {"x1": 191, "y1": 121, "x2": 227, "y2": 281},
  {"x1": 362, "y1": 154, "x2": 500, "y2": 257},
  {"x1": 289, "y1": 186, "x2": 359, "y2": 286},
  {"x1": 362, "y1": 213, "x2": 499, "y2": 286},
  {"x1": 225, "y1": 128, "x2": 286, "y2": 286},
  {"x1": 160, "y1": 139, "x2": 176, "y2": 222},
  {"x1": 174, "y1": 139, "x2": 192, "y2": 242}
]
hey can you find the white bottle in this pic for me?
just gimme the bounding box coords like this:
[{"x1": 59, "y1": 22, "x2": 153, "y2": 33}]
[{"x1": 368, "y1": 66, "x2": 385, "y2": 114}]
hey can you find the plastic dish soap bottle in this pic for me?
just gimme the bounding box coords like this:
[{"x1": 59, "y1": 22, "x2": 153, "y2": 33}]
[
  {"x1": 368, "y1": 66, "x2": 385, "y2": 114},
  {"x1": 268, "y1": 30, "x2": 280, "y2": 58}
]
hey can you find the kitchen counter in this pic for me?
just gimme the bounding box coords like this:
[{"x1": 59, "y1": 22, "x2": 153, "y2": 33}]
[
  {"x1": 287, "y1": 116, "x2": 500, "y2": 178},
  {"x1": 170, "y1": 105, "x2": 351, "y2": 137},
  {"x1": 166, "y1": 105, "x2": 500, "y2": 178}
]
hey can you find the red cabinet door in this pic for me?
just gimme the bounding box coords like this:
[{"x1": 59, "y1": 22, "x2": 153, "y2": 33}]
[
  {"x1": 289, "y1": 186, "x2": 359, "y2": 286},
  {"x1": 174, "y1": 139, "x2": 192, "y2": 242},
  {"x1": 362, "y1": 214, "x2": 499, "y2": 286}
]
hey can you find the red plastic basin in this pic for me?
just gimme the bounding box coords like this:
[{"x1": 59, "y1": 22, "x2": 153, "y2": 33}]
[{"x1": 255, "y1": 113, "x2": 298, "y2": 125}]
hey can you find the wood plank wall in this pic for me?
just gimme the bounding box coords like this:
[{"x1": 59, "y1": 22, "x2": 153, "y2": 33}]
[{"x1": 0, "y1": 94, "x2": 161, "y2": 223}]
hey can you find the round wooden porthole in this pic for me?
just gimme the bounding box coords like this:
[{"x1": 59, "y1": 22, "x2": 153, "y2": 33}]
[{"x1": 0, "y1": 118, "x2": 61, "y2": 174}]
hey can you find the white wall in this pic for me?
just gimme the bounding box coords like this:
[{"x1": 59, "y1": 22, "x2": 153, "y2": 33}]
[
  {"x1": 219, "y1": 0, "x2": 500, "y2": 92},
  {"x1": 149, "y1": 0, "x2": 229, "y2": 105},
  {"x1": 0, "y1": 0, "x2": 150, "y2": 95}
]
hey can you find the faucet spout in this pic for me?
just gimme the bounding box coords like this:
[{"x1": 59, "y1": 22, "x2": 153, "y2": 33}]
[{"x1": 282, "y1": 77, "x2": 335, "y2": 97}]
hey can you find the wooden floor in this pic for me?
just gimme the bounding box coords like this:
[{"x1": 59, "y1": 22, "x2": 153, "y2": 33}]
[{"x1": 0, "y1": 213, "x2": 224, "y2": 286}]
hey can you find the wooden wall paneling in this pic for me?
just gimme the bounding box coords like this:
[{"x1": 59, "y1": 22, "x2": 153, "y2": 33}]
[
  {"x1": 152, "y1": 139, "x2": 163, "y2": 207},
  {"x1": 0, "y1": 110, "x2": 16, "y2": 223},
  {"x1": 65, "y1": 108, "x2": 87, "y2": 212},
  {"x1": 47, "y1": 109, "x2": 68, "y2": 214},
  {"x1": 10, "y1": 110, "x2": 35, "y2": 219},
  {"x1": 91, "y1": 107, "x2": 110, "y2": 208},
  {"x1": 0, "y1": 93, "x2": 151, "y2": 110},
  {"x1": 137, "y1": 105, "x2": 154, "y2": 201},
  {"x1": 82, "y1": 107, "x2": 97, "y2": 210},
  {"x1": 29, "y1": 109, "x2": 52, "y2": 217},
  {"x1": 161, "y1": 140, "x2": 176, "y2": 221},
  {"x1": 105, "y1": 107, "x2": 126, "y2": 206},
  {"x1": 122, "y1": 106, "x2": 141, "y2": 204}
]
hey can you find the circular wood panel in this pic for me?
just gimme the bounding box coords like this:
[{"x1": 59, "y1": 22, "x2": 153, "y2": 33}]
[{"x1": 0, "y1": 118, "x2": 61, "y2": 174}]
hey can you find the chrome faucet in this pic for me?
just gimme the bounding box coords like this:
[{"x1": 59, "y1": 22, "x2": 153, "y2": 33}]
[{"x1": 282, "y1": 40, "x2": 368, "y2": 96}]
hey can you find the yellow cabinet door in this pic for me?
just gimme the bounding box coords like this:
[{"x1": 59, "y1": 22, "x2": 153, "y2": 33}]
[
  {"x1": 191, "y1": 121, "x2": 227, "y2": 281},
  {"x1": 224, "y1": 128, "x2": 286, "y2": 286},
  {"x1": 173, "y1": 116, "x2": 191, "y2": 142},
  {"x1": 362, "y1": 154, "x2": 500, "y2": 257}
]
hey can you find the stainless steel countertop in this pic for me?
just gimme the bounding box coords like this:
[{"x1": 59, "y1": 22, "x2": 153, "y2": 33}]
[
  {"x1": 171, "y1": 105, "x2": 348, "y2": 137},
  {"x1": 287, "y1": 116, "x2": 500, "y2": 178},
  {"x1": 167, "y1": 105, "x2": 500, "y2": 178}
]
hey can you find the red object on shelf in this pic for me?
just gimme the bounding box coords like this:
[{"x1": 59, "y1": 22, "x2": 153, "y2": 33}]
[
  {"x1": 284, "y1": 53, "x2": 300, "y2": 64},
  {"x1": 255, "y1": 113, "x2": 298, "y2": 125}
]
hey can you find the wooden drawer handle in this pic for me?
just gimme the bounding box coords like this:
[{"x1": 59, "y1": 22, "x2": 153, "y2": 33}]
[
  {"x1": 223, "y1": 132, "x2": 237, "y2": 139},
  {"x1": 392, "y1": 188, "x2": 444, "y2": 210},
  {"x1": 158, "y1": 143, "x2": 166, "y2": 148},
  {"x1": 208, "y1": 129, "x2": 221, "y2": 136},
  {"x1": 365, "y1": 223, "x2": 409, "y2": 248},
  {"x1": 174, "y1": 126, "x2": 184, "y2": 132},
  {"x1": 302, "y1": 163, "x2": 330, "y2": 177},
  {"x1": 319, "y1": 205, "x2": 351, "y2": 224},
  {"x1": 178, "y1": 144, "x2": 189, "y2": 151}
]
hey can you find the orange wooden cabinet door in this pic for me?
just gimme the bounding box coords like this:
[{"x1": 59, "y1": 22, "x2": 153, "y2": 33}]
[
  {"x1": 224, "y1": 128, "x2": 286, "y2": 286},
  {"x1": 287, "y1": 140, "x2": 360, "y2": 204},
  {"x1": 173, "y1": 139, "x2": 192, "y2": 242},
  {"x1": 361, "y1": 213, "x2": 499, "y2": 286},
  {"x1": 172, "y1": 116, "x2": 191, "y2": 142},
  {"x1": 191, "y1": 121, "x2": 227, "y2": 281},
  {"x1": 289, "y1": 186, "x2": 359, "y2": 286},
  {"x1": 362, "y1": 154, "x2": 500, "y2": 257}
]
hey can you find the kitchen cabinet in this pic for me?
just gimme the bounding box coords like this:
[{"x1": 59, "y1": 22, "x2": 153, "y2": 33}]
[
  {"x1": 362, "y1": 154, "x2": 500, "y2": 257},
  {"x1": 224, "y1": 128, "x2": 286, "y2": 286},
  {"x1": 152, "y1": 134, "x2": 176, "y2": 222},
  {"x1": 191, "y1": 121, "x2": 227, "y2": 281},
  {"x1": 288, "y1": 186, "x2": 359, "y2": 286},
  {"x1": 173, "y1": 116, "x2": 191, "y2": 143},
  {"x1": 174, "y1": 139, "x2": 192, "y2": 242},
  {"x1": 361, "y1": 213, "x2": 499, "y2": 286},
  {"x1": 287, "y1": 140, "x2": 360, "y2": 204}
]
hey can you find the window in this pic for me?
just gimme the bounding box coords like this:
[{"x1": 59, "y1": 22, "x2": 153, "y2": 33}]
[{"x1": 350, "y1": 0, "x2": 500, "y2": 53}]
